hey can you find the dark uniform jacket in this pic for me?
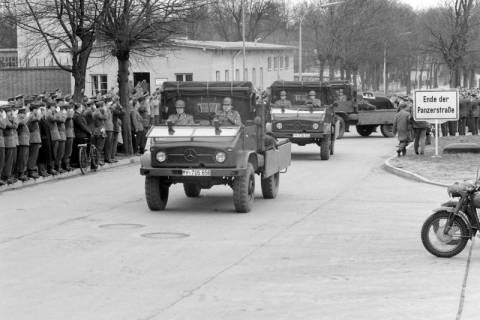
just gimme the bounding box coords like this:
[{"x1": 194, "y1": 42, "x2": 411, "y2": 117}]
[
  {"x1": 57, "y1": 112, "x2": 67, "y2": 141},
  {"x1": 131, "y1": 109, "x2": 144, "y2": 132},
  {"x1": 65, "y1": 110, "x2": 75, "y2": 139},
  {"x1": 84, "y1": 109, "x2": 94, "y2": 132},
  {"x1": 73, "y1": 111, "x2": 91, "y2": 140},
  {"x1": 93, "y1": 109, "x2": 107, "y2": 136},
  {"x1": 38, "y1": 117, "x2": 53, "y2": 164},
  {"x1": 472, "y1": 100, "x2": 480, "y2": 117},
  {"x1": 46, "y1": 109, "x2": 61, "y2": 142},
  {"x1": 111, "y1": 103, "x2": 124, "y2": 133},
  {"x1": 27, "y1": 113, "x2": 42, "y2": 144},
  {"x1": 215, "y1": 109, "x2": 242, "y2": 126},
  {"x1": 393, "y1": 109, "x2": 412, "y2": 141},
  {"x1": 138, "y1": 104, "x2": 150, "y2": 128},
  {"x1": 4, "y1": 115, "x2": 18, "y2": 148},
  {"x1": 17, "y1": 113, "x2": 30, "y2": 146},
  {"x1": 459, "y1": 99, "x2": 472, "y2": 117}
]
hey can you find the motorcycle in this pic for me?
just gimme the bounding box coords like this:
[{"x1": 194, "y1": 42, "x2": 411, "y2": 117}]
[{"x1": 421, "y1": 176, "x2": 480, "y2": 258}]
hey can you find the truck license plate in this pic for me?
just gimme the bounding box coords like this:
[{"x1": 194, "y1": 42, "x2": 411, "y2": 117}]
[
  {"x1": 292, "y1": 133, "x2": 310, "y2": 138},
  {"x1": 182, "y1": 169, "x2": 211, "y2": 176}
]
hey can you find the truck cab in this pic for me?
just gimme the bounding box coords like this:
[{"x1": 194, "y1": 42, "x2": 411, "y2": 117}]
[
  {"x1": 140, "y1": 81, "x2": 291, "y2": 213},
  {"x1": 268, "y1": 81, "x2": 336, "y2": 160}
]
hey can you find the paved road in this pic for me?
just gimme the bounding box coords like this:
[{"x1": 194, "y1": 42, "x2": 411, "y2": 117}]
[{"x1": 1, "y1": 132, "x2": 478, "y2": 320}]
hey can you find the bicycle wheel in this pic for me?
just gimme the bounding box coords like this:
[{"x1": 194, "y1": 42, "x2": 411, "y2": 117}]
[
  {"x1": 90, "y1": 146, "x2": 99, "y2": 171},
  {"x1": 78, "y1": 146, "x2": 88, "y2": 175}
]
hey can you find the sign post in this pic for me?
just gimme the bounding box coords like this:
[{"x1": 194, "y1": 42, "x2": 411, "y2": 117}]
[{"x1": 413, "y1": 90, "x2": 459, "y2": 157}]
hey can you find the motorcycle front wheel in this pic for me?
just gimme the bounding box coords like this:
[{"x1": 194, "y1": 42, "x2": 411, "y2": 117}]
[{"x1": 421, "y1": 211, "x2": 469, "y2": 258}]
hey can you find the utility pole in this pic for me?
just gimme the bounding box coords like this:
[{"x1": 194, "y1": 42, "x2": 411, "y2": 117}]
[
  {"x1": 383, "y1": 42, "x2": 387, "y2": 95},
  {"x1": 242, "y1": 0, "x2": 246, "y2": 81}
]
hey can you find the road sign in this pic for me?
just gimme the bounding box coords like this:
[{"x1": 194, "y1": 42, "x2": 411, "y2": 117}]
[
  {"x1": 413, "y1": 90, "x2": 459, "y2": 122},
  {"x1": 413, "y1": 89, "x2": 459, "y2": 157}
]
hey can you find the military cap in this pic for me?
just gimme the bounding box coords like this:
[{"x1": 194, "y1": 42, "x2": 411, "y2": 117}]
[
  {"x1": 58, "y1": 101, "x2": 70, "y2": 109},
  {"x1": 29, "y1": 102, "x2": 41, "y2": 110},
  {"x1": 15, "y1": 94, "x2": 24, "y2": 99},
  {"x1": 24, "y1": 97, "x2": 34, "y2": 104},
  {"x1": 86, "y1": 99, "x2": 95, "y2": 106},
  {"x1": 95, "y1": 100, "x2": 105, "y2": 107},
  {"x1": 7, "y1": 97, "x2": 14, "y2": 102},
  {"x1": 17, "y1": 106, "x2": 27, "y2": 113}
]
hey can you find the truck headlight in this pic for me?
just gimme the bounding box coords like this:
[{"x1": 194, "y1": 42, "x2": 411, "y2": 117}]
[
  {"x1": 216, "y1": 152, "x2": 226, "y2": 163},
  {"x1": 312, "y1": 123, "x2": 319, "y2": 130},
  {"x1": 156, "y1": 151, "x2": 166, "y2": 162},
  {"x1": 276, "y1": 122, "x2": 283, "y2": 129}
]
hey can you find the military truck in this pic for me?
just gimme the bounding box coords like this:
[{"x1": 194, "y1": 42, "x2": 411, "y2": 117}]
[
  {"x1": 140, "y1": 81, "x2": 292, "y2": 213},
  {"x1": 268, "y1": 81, "x2": 336, "y2": 160},
  {"x1": 322, "y1": 80, "x2": 396, "y2": 138}
]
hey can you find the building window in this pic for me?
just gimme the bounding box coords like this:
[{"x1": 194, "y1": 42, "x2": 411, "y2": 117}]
[
  {"x1": 280, "y1": 56, "x2": 284, "y2": 70},
  {"x1": 274, "y1": 56, "x2": 279, "y2": 71},
  {"x1": 0, "y1": 56, "x2": 18, "y2": 68},
  {"x1": 91, "y1": 74, "x2": 108, "y2": 96},
  {"x1": 285, "y1": 56, "x2": 289, "y2": 69},
  {"x1": 244, "y1": 68, "x2": 248, "y2": 81},
  {"x1": 225, "y1": 70, "x2": 229, "y2": 81},
  {"x1": 235, "y1": 69, "x2": 240, "y2": 81},
  {"x1": 216, "y1": 71, "x2": 221, "y2": 81},
  {"x1": 260, "y1": 67, "x2": 264, "y2": 89},
  {"x1": 252, "y1": 68, "x2": 256, "y2": 86},
  {"x1": 267, "y1": 56, "x2": 272, "y2": 71},
  {"x1": 176, "y1": 73, "x2": 193, "y2": 82}
]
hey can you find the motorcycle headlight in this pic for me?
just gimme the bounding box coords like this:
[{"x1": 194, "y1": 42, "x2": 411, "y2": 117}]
[
  {"x1": 156, "y1": 151, "x2": 166, "y2": 162},
  {"x1": 215, "y1": 152, "x2": 226, "y2": 163},
  {"x1": 276, "y1": 122, "x2": 283, "y2": 129},
  {"x1": 312, "y1": 123, "x2": 320, "y2": 130}
]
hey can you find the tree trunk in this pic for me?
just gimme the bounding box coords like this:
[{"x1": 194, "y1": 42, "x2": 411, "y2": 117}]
[
  {"x1": 117, "y1": 53, "x2": 134, "y2": 155},
  {"x1": 328, "y1": 59, "x2": 335, "y2": 80},
  {"x1": 352, "y1": 68, "x2": 358, "y2": 88},
  {"x1": 72, "y1": 49, "x2": 91, "y2": 103},
  {"x1": 462, "y1": 65, "x2": 469, "y2": 87},
  {"x1": 346, "y1": 68, "x2": 351, "y2": 81},
  {"x1": 433, "y1": 63, "x2": 438, "y2": 88},
  {"x1": 469, "y1": 67, "x2": 476, "y2": 88},
  {"x1": 449, "y1": 64, "x2": 461, "y2": 88},
  {"x1": 405, "y1": 70, "x2": 411, "y2": 95},
  {"x1": 319, "y1": 59, "x2": 325, "y2": 82}
]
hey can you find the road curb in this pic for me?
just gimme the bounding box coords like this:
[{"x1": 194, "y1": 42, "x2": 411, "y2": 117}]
[
  {"x1": 383, "y1": 155, "x2": 449, "y2": 187},
  {"x1": 0, "y1": 156, "x2": 140, "y2": 192}
]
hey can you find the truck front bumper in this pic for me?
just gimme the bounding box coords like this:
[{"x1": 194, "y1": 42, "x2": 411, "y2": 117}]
[{"x1": 140, "y1": 167, "x2": 246, "y2": 177}]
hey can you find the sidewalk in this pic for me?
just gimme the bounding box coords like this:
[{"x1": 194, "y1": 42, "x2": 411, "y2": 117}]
[{"x1": 0, "y1": 156, "x2": 140, "y2": 192}]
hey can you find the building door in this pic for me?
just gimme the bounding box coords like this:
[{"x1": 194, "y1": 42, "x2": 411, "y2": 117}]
[{"x1": 133, "y1": 72, "x2": 151, "y2": 93}]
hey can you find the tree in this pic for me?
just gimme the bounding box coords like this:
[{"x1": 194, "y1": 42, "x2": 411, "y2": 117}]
[
  {"x1": 9, "y1": 0, "x2": 108, "y2": 101},
  {"x1": 98, "y1": 0, "x2": 201, "y2": 154},
  {"x1": 420, "y1": 0, "x2": 480, "y2": 87}
]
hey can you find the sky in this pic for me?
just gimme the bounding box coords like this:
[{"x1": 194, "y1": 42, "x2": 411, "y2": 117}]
[{"x1": 398, "y1": 0, "x2": 443, "y2": 10}]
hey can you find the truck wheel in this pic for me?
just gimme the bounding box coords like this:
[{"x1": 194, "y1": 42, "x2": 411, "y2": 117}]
[
  {"x1": 320, "y1": 136, "x2": 330, "y2": 160},
  {"x1": 381, "y1": 124, "x2": 395, "y2": 137},
  {"x1": 261, "y1": 172, "x2": 279, "y2": 199},
  {"x1": 145, "y1": 176, "x2": 169, "y2": 211},
  {"x1": 184, "y1": 183, "x2": 201, "y2": 197},
  {"x1": 356, "y1": 125, "x2": 374, "y2": 137},
  {"x1": 233, "y1": 163, "x2": 255, "y2": 213},
  {"x1": 337, "y1": 117, "x2": 345, "y2": 139}
]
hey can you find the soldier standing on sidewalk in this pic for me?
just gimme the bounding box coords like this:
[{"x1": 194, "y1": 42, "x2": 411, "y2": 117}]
[
  {"x1": 27, "y1": 102, "x2": 42, "y2": 179},
  {"x1": 458, "y1": 98, "x2": 471, "y2": 136},
  {"x1": 63, "y1": 102, "x2": 75, "y2": 171},
  {"x1": 15, "y1": 106, "x2": 30, "y2": 181},
  {"x1": 0, "y1": 105, "x2": 7, "y2": 186},
  {"x1": 2, "y1": 102, "x2": 19, "y2": 184},
  {"x1": 93, "y1": 100, "x2": 107, "y2": 165},
  {"x1": 56, "y1": 103, "x2": 67, "y2": 173},
  {"x1": 45, "y1": 101, "x2": 60, "y2": 175}
]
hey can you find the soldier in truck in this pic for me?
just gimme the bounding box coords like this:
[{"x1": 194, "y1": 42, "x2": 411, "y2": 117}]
[
  {"x1": 306, "y1": 90, "x2": 321, "y2": 107},
  {"x1": 273, "y1": 90, "x2": 293, "y2": 110},
  {"x1": 214, "y1": 97, "x2": 242, "y2": 126},
  {"x1": 167, "y1": 99, "x2": 195, "y2": 125}
]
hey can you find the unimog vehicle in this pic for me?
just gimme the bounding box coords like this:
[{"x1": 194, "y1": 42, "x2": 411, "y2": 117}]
[
  {"x1": 323, "y1": 80, "x2": 396, "y2": 138},
  {"x1": 268, "y1": 81, "x2": 336, "y2": 160},
  {"x1": 140, "y1": 81, "x2": 292, "y2": 213}
]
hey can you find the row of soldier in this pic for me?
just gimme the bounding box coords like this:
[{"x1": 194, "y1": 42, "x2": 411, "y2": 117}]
[
  {"x1": 440, "y1": 89, "x2": 480, "y2": 136},
  {"x1": 0, "y1": 93, "x2": 131, "y2": 186}
]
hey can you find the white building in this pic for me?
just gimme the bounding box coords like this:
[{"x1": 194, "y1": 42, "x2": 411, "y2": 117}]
[{"x1": 84, "y1": 40, "x2": 296, "y2": 96}]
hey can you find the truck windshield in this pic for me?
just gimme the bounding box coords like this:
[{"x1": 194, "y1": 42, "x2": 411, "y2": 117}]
[{"x1": 271, "y1": 90, "x2": 324, "y2": 110}]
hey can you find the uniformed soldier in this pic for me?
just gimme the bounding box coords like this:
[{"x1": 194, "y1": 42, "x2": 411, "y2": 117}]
[
  {"x1": 273, "y1": 90, "x2": 292, "y2": 110},
  {"x1": 2, "y1": 102, "x2": 19, "y2": 184},
  {"x1": 305, "y1": 90, "x2": 321, "y2": 107},
  {"x1": 45, "y1": 102, "x2": 61, "y2": 175},
  {"x1": 110, "y1": 96, "x2": 124, "y2": 161},
  {"x1": 26, "y1": 102, "x2": 42, "y2": 179},
  {"x1": 215, "y1": 97, "x2": 242, "y2": 126},
  {"x1": 55, "y1": 102, "x2": 67, "y2": 173},
  {"x1": 0, "y1": 104, "x2": 7, "y2": 186},
  {"x1": 167, "y1": 100, "x2": 195, "y2": 125},
  {"x1": 471, "y1": 97, "x2": 480, "y2": 135},
  {"x1": 62, "y1": 102, "x2": 75, "y2": 171},
  {"x1": 93, "y1": 100, "x2": 107, "y2": 165},
  {"x1": 458, "y1": 98, "x2": 471, "y2": 135},
  {"x1": 103, "y1": 99, "x2": 115, "y2": 163},
  {"x1": 15, "y1": 106, "x2": 30, "y2": 181}
]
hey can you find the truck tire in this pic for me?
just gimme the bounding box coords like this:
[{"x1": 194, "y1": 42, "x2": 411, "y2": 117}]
[
  {"x1": 381, "y1": 124, "x2": 395, "y2": 137},
  {"x1": 233, "y1": 163, "x2": 255, "y2": 213},
  {"x1": 356, "y1": 125, "x2": 375, "y2": 137},
  {"x1": 145, "y1": 176, "x2": 169, "y2": 211},
  {"x1": 320, "y1": 135, "x2": 330, "y2": 160},
  {"x1": 184, "y1": 183, "x2": 201, "y2": 197},
  {"x1": 261, "y1": 172, "x2": 279, "y2": 199},
  {"x1": 337, "y1": 117, "x2": 345, "y2": 139}
]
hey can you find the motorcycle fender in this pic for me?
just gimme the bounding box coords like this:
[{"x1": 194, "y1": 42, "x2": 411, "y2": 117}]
[{"x1": 433, "y1": 207, "x2": 473, "y2": 236}]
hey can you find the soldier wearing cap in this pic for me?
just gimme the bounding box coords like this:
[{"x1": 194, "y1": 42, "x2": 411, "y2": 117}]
[
  {"x1": 62, "y1": 102, "x2": 75, "y2": 171},
  {"x1": 27, "y1": 102, "x2": 42, "y2": 179},
  {"x1": 130, "y1": 99, "x2": 144, "y2": 155},
  {"x1": 103, "y1": 99, "x2": 115, "y2": 163},
  {"x1": 2, "y1": 102, "x2": 19, "y2": 184},
  {"x1": 470, "y1": 96, "x2": 480, "y2": 135},
  {"x1": 167, "y1": 100, "x2": 194, "y2": 125},
  {"x1": 84, "y1": 99, "x2": 95, "y2": 135},
  {"x1": 305, "y1": 90, "x2": 322, "y2": 107},
  {"x1": 274, "y1": 90, "x2": 293, "y2": 110},
  {"x1": 458, "y1": 98, "x2": 471, "y2": 136},
  {"x1": 72, "y1": 102, "x2": 92, "y2": 167},
  {"x1": 45, "y1": 102, "x2": 61, "y2": 175},
  {"x1": 93, "y1": 99, "x2": 107, "y2": 165},
  {"x1": 55, "y1": 102, "x2": 67, "y2": 173},
  {"x1": 0, "y1": 104, "x2": 7, "y2": 186},
  {"x1": 214, "y1": 97, "x2": 242, "y2": 126},
  {"x1": 15, "y1": 106, "x2": 30, "y2": 181},
  {"x1": 110, "y1": 96, "x2": 124, "y2": 161}
]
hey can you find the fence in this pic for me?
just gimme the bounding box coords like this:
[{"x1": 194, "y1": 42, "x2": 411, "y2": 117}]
[{"x1": 0, "y1": 66, "x2": 71, "y2": 100}]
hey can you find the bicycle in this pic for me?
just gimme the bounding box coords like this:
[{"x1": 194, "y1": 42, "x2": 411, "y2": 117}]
[{"x1": 78, "y1": 142, "x2": 99, "y2": 175}]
